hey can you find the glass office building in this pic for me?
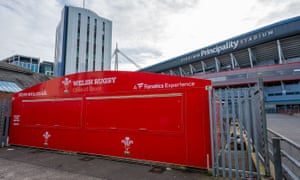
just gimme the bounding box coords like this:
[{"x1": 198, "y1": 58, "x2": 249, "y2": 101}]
[{"x1": 39, "y1": 61, "x2": 54, "y2": 76}]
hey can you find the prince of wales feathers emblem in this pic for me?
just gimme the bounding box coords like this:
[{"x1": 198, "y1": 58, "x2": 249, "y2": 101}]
[
  {"x1": 43, "y1": 131, "x2": 51, "y2": 146},
  {"x1": 121, "y1": 136, "x2": 133, "y2": 156},
  {"x1": 62, "y1": 77, "x2": 71, "y2": 94}
]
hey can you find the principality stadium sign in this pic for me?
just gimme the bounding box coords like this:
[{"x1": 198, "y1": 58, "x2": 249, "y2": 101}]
[
  {"x1": 200, "y1": 40, "x2": 239, "y2": 56},
  {"x1": 179, "y1": 29, "x2": 275, "y2": 63}
]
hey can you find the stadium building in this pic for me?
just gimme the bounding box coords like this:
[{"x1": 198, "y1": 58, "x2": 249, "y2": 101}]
[
  {"x1": 140, "y1": 16, "x2": 300, "y2": 113},
  {"x1": 0, "y1": 61, "x2": 50, "y2": 95},
  {"x1": 54, "y1": 6, "x2": 112, "y2": 76},
  {"x1": 2, "y1": 55, "x2": 40, "y2": 73}
]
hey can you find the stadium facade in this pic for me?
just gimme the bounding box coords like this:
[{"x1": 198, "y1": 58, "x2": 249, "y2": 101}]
[
  {"x1": 140, "y1": 16, "x2": 300, "y2": 113},
  {"x1": 54, "y1": 6, "x2": 112, "y2": 76}
]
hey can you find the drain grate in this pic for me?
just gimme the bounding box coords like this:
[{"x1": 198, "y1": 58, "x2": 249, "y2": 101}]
[{"x1": 149, "y1": 166, "x2": 166, "y2": 174}]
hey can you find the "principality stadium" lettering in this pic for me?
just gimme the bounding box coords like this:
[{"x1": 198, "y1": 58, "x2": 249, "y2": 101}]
[{"x1": 200, "y1": 40, "x2": 239, "y2": 56}]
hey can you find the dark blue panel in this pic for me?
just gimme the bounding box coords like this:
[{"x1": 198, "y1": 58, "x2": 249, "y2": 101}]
[{"x1": 60, "y1": 6, "x2": 69, "y2": 76}]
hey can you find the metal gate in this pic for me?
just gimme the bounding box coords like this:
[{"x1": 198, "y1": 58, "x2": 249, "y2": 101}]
[
  {"x1": 0, "y1": 96, "x2": 11, "y2": 147},
  {"x1": 208, "y1": 81, "x2": 270, "y2": 179}
]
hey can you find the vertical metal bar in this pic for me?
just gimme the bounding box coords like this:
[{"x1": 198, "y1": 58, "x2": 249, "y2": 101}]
[
  {"x1": 215, "y1": 57, "x2": 220, "y2": 72},
  {"x1": 114, "y1": 45, "x2": 118, "y2": 70},
  {"x1": 212, "y1": 89, "x2": 219, "y2": 176},
  {"x1": 2, "y1": 97, "x2": 8, "y2": 147},
  {"x1": 247, "y1": 90, "x2": 253, "y2": 142},
  {"x1": 189, "y1": 64, "x2": 194, "y2": 75},
  {"x1": 251, "y1": 89, "x2": 261, "y2": 179},
  {"x1": 230, "y1": 53, "x2": 235, "y2": 69},
  {"x1": 225, "y1": 89, "x2": 232, "y2": 179},
  {"x1": 248, "y1": 48, "x2": 254, "y2": 68},
  {"x1": 179, "y1": 67, "x2": 184, "y2": 76},
  {"x1": 277, "y1": 40, "x2": 284, "y2": 64},
  {"x1": 231, "y1": 90, "x2": 239, "y2": 180},
  {"x1": 201, "y1": 61, "x2": 206, "y2": 73},
  {"x1": 241, "y1": 89, "x2": 247, "y2": 130},
  {"x1": 219, "y1": 90, "x2": 226, "y2": 177},
  {"x1": 4, "y1": 97, "x2": 11, "y2": 147},
  {"x1": 0, "y1": 98, "x2": 4, "y2": 147},
  {"x1": 245, "y1": 89, "x2": 253, "y2": 178},
  {"x1": 272, "y1": 138, "x2": 282, "y2": 180},
  {"x1": 237, "y1": 90, "x2": 246, "y2": 179},
  {"x1": 258, "y1": 79, "x2": 271, "y2": 177},
  {"x1": 207, "y1": 86, "x2": 216, "y2": 176}
]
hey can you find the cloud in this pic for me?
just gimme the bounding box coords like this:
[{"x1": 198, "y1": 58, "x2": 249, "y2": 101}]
[
  {"x1": 0, "y1": 0, "x2": 201, "y2": 69},
  {"x1": 119, "y1": 46, "x2": 162, "y2": 62},
  {"x1": 1, "y1": 0, "x2": 300, "y2": 71},
  {"x1": 252, "y1": 0, "x2": 300, "y2": 26},
  {"x1": 83, "y1": 0, "x2": 202, "y2": 68},
  {"x1": 0, "y1": 1, "x2": 61, "y2": 60},
  {"x1": 0, "y1": 3, "x2": 15, "y2": 12}
]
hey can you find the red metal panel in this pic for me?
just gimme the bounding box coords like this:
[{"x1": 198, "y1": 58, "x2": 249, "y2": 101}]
[
  {"x1": 9, "y1": 71, "x2": 211, "y2": 169},
  {"x1": 21, "y1": 99, "x2": 82, "y2": 127},
  {"x1": 85, "y1": 94, "x2": 182, "y2": 131}
]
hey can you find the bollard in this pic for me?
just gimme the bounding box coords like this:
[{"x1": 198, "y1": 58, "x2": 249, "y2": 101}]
[{"x1": 272, "y1": 137, "x2": 282, "y2": 180}]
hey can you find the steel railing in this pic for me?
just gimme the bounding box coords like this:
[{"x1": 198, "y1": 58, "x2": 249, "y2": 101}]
[{"x1": 268, "y1": 128, "x2": 300, "y2": 180}]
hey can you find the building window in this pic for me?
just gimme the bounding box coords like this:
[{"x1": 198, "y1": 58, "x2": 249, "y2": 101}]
[
  {"x1": 93, "y1": 19, "x2": 97, "y2": 71},
  {"x1": 76, "y1": 13, "x2": 81, "y2": 73},
  {"x1": 76, "y1": 57, "x2": 79, "y2": 73},
  {"x1": 101, "y1": 34, "x2": 105, "y2": 70},
  {"x1": 86, "y1": 16, "x2": 90, "y2": 71},
  {"x1": 100, "y1": 22, "x2": 106, "y2": 70},
  {"x1": 77, "y1": 13, "x2": 81, "y2": 33},
  {"x1": 87, "y1": 16, "x2": 90, "y2": 41}
]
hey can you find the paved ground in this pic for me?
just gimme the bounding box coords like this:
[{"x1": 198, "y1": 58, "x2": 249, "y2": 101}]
[
  {"x1": 0, "y1": 146, "x2": 214, "y2": 180},
  {"x1": 266, "y1": 113, "x2": 300, "y2": 145}
]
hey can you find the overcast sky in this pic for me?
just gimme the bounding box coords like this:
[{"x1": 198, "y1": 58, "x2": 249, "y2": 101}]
[{"x1": 1, "y1": 0, "x2": 300, "y2": 70}]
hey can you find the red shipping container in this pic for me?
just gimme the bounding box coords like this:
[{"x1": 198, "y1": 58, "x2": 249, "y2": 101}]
[{"x1": 9, "y1": 71, "x2": 212, "y2": 169}]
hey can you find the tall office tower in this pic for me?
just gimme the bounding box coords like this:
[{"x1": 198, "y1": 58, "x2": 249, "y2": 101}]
[{"x1": 54, "y1": 6, "x2": 112, "y2": 76}]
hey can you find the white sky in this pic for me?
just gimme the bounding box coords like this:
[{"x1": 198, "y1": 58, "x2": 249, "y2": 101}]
[{"x1": 0, "y1": 0, "x2": 300, "y2": 70}]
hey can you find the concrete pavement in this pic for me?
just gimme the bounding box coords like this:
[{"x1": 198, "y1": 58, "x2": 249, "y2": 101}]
[
  {"x1": 267, "y1": 113, "x2": 300, "y2": 145},
  {"x1": 0, "y1": 146, "x2": 214, "y2": 180}
]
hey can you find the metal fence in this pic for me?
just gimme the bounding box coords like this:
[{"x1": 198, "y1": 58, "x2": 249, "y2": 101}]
[
  {"x1": 208, "y1": 82, "x2": 270, "y2": 179},
  {"x1": 268, "y1": 128, "x2": 300, "y2": 180},
  {"x1": 0, "y1": 96, "x2": 11, "y2": 147}
]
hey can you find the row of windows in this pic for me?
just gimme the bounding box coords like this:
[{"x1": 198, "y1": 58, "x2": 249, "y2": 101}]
[
  {"x1": 12, "y1": 61, "x2": 39, "y2": 72},
  {"x1": 201, "y1": 66, "x2": 300, "y2": 83},
  {"x1": 267, "y1": 92, "x2": 300, "y2": 96},
  {"x1": 75, "y1": 13, "x2": 106, "y2": 72},
  {"x1": 11, "y1": 61, "x2": 54, "y2": 76}
]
